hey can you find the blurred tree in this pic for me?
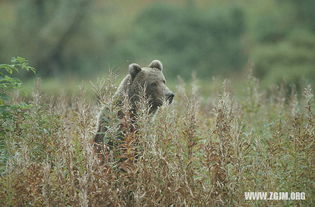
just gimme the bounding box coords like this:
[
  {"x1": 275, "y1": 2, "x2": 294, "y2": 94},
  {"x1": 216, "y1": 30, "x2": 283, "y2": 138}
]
[
  {"x1": 253, "y1": 30, "x2": 315, "y2": 89},
  {"x1": 1, "y1": 0, "x2": 313, "y2": 87},
  {"x1": 110, "y1": 2, "x2": 247, "y2": 79},
  {"x1": 251, "y1": 0, "x2": 315, "y2": 89},
  {"x1": 286, "y1": 0, "x2": 315, "y2": 31},
  {"x1": 15, "y1": 0, "x2": 92, "y2": 76}
]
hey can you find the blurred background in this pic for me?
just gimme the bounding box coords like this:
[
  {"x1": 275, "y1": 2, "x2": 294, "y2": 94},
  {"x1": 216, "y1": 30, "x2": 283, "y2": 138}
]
[{"x1": 0, "y1": 0, "x2": 315, "y2": 93}]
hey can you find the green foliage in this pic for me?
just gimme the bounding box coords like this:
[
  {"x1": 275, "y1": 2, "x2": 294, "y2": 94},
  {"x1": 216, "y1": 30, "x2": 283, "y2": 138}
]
[
  {"x1": 0, "y1": 57, "x2": 35, "y2": 172},
  {"x1": 0, "y1": 57, "x2": 35, "y2": 117},
  {"x1": 0, "y1": 0, "x2": 315, "y2": 90},
  {"x1": 113, "y1": 2, "x2": 246, "y2": 79},
  {"x1": 9, "y1": 0, "x2": 92, "y2": 77},
  {"x1": 247, "y1": 0, "x2": 315, "y2": 90},
  {"x1": 287, "y1": 0, "x2": 315, "y2": 31},
  {"x1": 253, "y1": 29, "x2": 315, "y2": 90}
]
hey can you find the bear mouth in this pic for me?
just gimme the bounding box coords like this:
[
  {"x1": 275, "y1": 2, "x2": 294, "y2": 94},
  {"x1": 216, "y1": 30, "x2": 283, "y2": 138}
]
[
  {"x1": 167, "y1": 95, "x2": 174, "y2": 104},
  {"x1": 150, "y1": 100, "x2": 163, "y2": 107},
  {"x1": 148, "y1": 95, "x2": 173, "y2": 111}
]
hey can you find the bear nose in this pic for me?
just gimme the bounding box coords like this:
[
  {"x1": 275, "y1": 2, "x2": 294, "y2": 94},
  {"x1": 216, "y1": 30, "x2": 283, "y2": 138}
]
[{"x1": 166, "y1": 92, "x2": 175, "y2": 104}]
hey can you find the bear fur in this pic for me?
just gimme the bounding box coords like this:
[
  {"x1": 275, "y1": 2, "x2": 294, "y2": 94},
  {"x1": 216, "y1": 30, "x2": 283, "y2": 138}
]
[{"x1": 94, "y1": 60, "x2": 174, "y2": 155}]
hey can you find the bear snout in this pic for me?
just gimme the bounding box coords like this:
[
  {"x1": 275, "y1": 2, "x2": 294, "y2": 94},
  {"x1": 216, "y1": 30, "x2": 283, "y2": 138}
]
[{"x1": 166, "y1": 92, "x2": 175, "y2": 104}]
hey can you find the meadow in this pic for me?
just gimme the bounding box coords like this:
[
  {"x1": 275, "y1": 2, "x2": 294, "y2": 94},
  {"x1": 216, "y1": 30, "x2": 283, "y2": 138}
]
[
  {"x1": 0, "y1": 68, "x2": 314, "y2": 206},
  {"x1": 1, "y1": 0, "x2": 315, "y2": 205}
]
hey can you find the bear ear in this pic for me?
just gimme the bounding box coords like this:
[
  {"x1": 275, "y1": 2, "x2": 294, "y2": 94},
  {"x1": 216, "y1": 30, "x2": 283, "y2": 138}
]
[
  {"x1": 149, "y1": 60, "x2": 163, "y2": 71},
  {"x1": 129, "y1": 63, "x2": 142, "y2": 79}
]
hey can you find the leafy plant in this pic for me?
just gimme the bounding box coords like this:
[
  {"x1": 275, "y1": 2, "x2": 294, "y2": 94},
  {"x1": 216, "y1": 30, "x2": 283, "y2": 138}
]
[
  {"x1": 0, "y1": 57, "x2": 35, "y2": 172},
  {"x1": 0, "y1": 56, "x2": 35, "y2": 113}
]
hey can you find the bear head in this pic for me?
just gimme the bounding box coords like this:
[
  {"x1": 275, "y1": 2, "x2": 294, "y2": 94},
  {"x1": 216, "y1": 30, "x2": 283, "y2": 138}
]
[{"x1": 128, "y1": 60, "x2": 174, "y2": 113}]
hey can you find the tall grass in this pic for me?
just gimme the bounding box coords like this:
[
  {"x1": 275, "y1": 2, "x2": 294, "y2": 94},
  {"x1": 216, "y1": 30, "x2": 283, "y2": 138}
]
[{"x1": 0, "y1": 74, "x2": 314, "y2": 206}]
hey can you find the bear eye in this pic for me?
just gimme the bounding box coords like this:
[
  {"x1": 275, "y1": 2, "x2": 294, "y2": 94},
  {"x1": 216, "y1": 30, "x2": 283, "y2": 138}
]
[
  {"x1": 162, "y1": 80, "x2": 166, "y2": 84},
  {"x1": 151, "y1": 82, "x2": 158, "y2": 87}
]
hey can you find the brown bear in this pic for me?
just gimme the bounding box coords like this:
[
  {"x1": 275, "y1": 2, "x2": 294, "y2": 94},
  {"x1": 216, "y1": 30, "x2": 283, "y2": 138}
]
[{"x1": 94, "y1": 60, "x2": 174, "y2": 159}]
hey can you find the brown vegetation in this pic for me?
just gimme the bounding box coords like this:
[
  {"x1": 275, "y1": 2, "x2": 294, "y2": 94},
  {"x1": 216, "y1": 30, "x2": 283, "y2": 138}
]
[{"x1": 0, "y1": 74, "x2": 314, "y2": 206}]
